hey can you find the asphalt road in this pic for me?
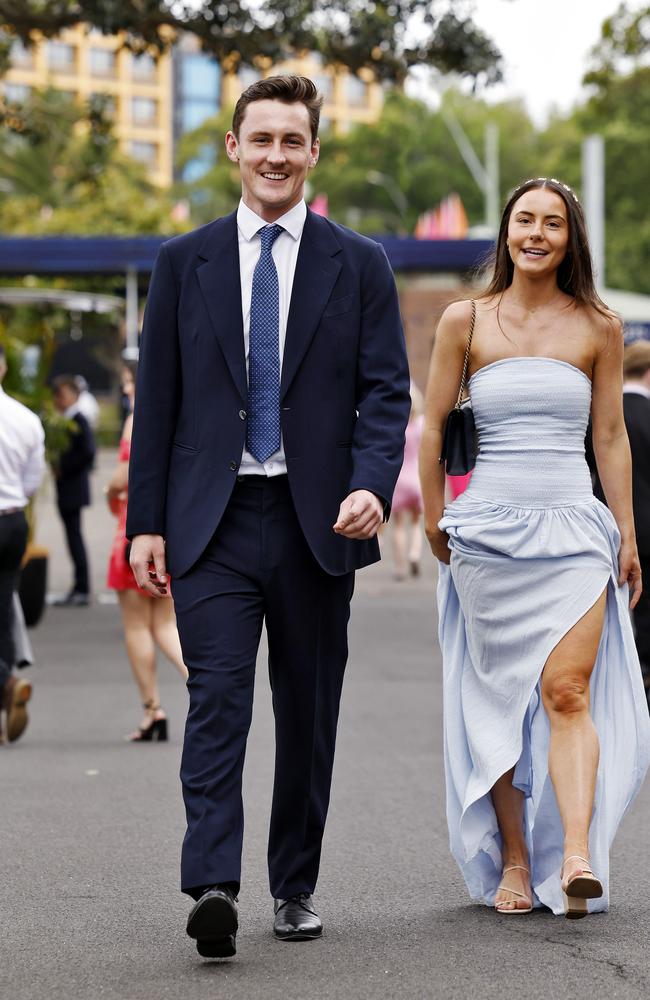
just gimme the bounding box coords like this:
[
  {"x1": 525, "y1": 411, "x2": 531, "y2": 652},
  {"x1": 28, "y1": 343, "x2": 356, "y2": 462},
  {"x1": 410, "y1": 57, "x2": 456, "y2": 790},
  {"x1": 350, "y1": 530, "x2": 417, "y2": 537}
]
[{"x1": 2, "y1": 455, "x2": 649, "y2": 1000}]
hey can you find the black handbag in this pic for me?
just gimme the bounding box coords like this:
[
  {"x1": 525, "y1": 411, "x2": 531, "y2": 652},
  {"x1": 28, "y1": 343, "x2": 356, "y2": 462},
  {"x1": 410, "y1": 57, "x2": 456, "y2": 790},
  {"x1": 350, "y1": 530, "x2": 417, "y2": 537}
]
[{"x1": 439, "y1": 300, "x2": 477, "y2": 476}]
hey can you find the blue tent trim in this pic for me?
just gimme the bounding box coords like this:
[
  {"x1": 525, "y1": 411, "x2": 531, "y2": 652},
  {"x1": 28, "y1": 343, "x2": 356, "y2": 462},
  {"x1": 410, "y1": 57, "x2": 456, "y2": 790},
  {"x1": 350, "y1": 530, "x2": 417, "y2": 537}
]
[{"x1": 0, "y1": 235, "x2": 494, "y2": 276}]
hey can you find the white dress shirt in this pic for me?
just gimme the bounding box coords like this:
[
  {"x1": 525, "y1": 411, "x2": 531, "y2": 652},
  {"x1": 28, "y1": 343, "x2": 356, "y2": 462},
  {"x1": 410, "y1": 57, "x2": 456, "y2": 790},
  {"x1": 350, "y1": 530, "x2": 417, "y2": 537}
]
[
  {"x1": 0, "y1": 384, "x2": 45, "y2": 510},
  {"x1": 236, "y1": 198, "x2": 307, "y2": 477}
]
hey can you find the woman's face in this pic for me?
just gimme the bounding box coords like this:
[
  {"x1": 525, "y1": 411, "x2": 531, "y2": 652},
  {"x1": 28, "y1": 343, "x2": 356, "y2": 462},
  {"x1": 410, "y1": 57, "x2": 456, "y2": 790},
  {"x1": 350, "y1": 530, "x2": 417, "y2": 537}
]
[{"x1": 506, "y1": 187, "x2": 569, "y2": 278}]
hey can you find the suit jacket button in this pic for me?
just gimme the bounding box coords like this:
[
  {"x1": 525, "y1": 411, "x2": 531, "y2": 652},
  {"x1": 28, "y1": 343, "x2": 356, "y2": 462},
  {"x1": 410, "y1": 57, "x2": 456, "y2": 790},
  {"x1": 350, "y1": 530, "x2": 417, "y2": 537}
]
[
  {"x1": 239, "y1": 409, "x2": 247, "y2": 420},
  {"x1": 229, "y1": 461, "x2": 238, "y2": 471}
]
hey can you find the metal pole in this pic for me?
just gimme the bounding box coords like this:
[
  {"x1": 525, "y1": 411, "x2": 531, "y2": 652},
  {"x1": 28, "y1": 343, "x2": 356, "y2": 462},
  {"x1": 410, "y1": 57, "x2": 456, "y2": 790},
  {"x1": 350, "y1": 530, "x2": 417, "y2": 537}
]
[
  {"x1": 485, "y1": 123, "x2": 500, "y2": 233},
  {"x1": 124, "y1": 266, "x2": 140, "y2": 360},
  {"x1": 440, "y1": 107, "x2": 488, "y2": 192},
  {"x1": 440, "y1": 107, "x2": 499, "y2": 236},
  {"x1": 582, "y1": 135, "x2": 605, "y2": 288}
]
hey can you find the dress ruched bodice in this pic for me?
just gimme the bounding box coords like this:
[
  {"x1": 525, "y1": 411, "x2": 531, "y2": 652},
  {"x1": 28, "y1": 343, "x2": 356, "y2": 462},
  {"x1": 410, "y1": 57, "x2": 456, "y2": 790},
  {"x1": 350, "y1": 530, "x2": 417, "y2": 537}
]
[
  {"x1": 467, "y1": 357, "x2": 593, "y2": 507},
  {"x1": 437, "y1": 356, "x2": 650, "y2": 917}
]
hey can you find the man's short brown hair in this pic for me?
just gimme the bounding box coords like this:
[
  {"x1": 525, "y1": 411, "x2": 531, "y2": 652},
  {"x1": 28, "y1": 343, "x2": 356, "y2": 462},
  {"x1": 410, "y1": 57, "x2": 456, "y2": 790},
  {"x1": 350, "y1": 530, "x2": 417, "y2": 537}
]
[
  {"x1": 232, "y1": 75, "x2": 323, "y2": 143},
  {"x1": 623, "y1": 341, "x2": 650, "y2": 379},
  {"x1": 52, "y1": 374, "x2": 80, "y2": 397}
]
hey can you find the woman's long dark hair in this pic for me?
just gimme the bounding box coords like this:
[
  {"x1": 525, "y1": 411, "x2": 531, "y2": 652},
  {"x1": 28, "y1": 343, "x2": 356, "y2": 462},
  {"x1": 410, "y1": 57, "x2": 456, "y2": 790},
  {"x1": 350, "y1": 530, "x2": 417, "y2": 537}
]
[{"x1": 482, "y1": 177, "x2": 611, "y2": 318}]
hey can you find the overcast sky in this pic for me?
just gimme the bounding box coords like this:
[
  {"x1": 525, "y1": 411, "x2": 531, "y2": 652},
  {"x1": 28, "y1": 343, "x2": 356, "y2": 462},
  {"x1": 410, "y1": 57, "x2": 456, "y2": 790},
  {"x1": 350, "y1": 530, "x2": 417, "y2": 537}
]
[{"x1": 467, "y1": 0, "x2": 642, "y2": 123}]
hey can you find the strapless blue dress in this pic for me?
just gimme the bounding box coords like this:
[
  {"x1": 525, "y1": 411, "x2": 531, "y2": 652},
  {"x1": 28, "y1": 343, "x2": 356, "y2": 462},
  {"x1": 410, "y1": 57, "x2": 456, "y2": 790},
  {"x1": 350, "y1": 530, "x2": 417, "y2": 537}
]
[{"x1": 438, "y1": 357, "x2": 650, "y2": 915}]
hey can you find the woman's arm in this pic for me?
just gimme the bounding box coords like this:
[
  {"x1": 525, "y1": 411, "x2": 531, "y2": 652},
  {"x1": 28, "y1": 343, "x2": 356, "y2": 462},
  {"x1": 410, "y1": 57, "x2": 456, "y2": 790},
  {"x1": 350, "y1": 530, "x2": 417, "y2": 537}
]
[
  {"x1": 590, "y1": 315, "x2": 642, "y2": 608},
  {"x1": 106, "y1": 414, "x2": 133, "y2": 503},
  {"x1": 419, "y1": 301, "x2": 474, "y2": 563}
]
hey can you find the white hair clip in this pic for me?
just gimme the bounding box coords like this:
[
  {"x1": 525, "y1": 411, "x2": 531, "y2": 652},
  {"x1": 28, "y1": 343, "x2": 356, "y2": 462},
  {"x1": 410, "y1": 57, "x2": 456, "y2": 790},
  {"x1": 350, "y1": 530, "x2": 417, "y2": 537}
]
[{"x1": 514, "y1": 177, "x2": 580, "y2": 204}]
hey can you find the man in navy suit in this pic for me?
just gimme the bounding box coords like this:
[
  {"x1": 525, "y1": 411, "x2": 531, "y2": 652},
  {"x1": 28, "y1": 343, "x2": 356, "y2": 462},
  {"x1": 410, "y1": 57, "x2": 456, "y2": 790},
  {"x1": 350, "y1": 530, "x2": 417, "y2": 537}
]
[
  {"x1": 127, "y1": 75, "x2": 410, "y2": 958},
  {"x1": 52, "y1": 375, "x2": 95, "y2": 606}
]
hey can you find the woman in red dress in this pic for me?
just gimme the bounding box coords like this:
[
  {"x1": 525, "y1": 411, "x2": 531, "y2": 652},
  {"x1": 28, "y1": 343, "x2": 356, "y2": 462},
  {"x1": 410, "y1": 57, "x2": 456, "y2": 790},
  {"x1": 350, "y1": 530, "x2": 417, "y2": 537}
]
[{"x1": 107, "y1": 363, "x2": 188, "y2": 741}]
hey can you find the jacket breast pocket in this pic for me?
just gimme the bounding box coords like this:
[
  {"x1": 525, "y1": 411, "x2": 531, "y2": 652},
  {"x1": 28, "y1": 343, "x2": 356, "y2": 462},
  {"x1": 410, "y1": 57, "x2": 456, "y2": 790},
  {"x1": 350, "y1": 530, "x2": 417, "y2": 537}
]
[{"x1": 322, "y1": 293, "x2": 356, "y2": 318}]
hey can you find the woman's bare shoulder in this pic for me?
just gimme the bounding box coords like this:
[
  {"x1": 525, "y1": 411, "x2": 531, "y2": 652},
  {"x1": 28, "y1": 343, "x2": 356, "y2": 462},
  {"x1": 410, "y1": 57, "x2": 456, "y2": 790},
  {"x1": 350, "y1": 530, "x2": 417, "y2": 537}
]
[
  {"x1": 437, "y1": 298, "x2": 477, "y2": 343},
  {"x1": 580, "y1": 303, "x2": 623, "y2": 356}
]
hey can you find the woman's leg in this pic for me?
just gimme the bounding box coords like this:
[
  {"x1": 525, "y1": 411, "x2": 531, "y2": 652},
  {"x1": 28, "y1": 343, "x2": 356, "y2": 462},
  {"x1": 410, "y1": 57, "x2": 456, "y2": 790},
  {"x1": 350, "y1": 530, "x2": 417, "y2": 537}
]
[
  {"x1": 151, "y1": 597, "x2": 189, "y2": 680},
  {"x1": 407, "y1": 509, "x2": 423, "y2": 571},
  {"x1": 541, "y1": 589, "x2": 606, "y2": 883},
  {"x1": 491, "y1": 770, "x2": 532, "y2": 911},
  {"x1": 117, "y1": 589, "x2": 162, "y2": 725},
  {"x1": 391, "y1": 511, "x2": 408, "y2": 580}
]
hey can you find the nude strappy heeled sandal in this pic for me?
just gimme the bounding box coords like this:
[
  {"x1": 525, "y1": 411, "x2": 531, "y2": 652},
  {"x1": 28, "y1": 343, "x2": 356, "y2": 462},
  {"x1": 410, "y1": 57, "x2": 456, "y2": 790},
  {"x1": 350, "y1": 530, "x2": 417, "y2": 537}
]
[
  {"x1": 495, "y1": 865, "x2": 533, "y2": 915},
  {"x1": 561, "y1": 855, "x2": 603, "y2": 920}
]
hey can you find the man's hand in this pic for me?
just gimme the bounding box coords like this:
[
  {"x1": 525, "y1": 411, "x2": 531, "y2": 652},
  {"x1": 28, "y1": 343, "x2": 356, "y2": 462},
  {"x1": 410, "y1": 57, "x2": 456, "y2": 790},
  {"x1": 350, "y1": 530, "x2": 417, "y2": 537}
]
[
  {"x1": 130, "y1": 534, "x2": 169, "y2": 597},
  {"x1": 333, "y1": 490, "x2": 384, "y2": 540}
]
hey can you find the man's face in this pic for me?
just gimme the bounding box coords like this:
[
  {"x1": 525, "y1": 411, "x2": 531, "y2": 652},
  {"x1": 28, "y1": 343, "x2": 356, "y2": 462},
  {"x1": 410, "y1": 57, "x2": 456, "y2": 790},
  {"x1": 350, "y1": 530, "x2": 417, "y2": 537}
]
[
  {"x1": 53, "y1": 385, "x2": 77, "y2": 413},
  {"x1": 226, "y1": 99, "x2": 319, "y2": 222}
]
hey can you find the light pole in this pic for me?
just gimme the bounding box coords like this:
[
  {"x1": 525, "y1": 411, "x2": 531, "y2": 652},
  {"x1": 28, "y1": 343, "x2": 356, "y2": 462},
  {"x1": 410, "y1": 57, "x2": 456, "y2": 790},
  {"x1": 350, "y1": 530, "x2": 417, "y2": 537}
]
[{"x1": 366, "y1": 170, "x2": 409, "y2": 232}]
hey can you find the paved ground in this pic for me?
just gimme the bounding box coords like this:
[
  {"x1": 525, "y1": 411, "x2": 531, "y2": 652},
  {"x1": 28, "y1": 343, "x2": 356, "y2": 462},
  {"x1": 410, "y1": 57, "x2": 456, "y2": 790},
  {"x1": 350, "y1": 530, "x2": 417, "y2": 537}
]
[{"x1": 2, "y1": 454, "x2": 649, "y2": 1000}]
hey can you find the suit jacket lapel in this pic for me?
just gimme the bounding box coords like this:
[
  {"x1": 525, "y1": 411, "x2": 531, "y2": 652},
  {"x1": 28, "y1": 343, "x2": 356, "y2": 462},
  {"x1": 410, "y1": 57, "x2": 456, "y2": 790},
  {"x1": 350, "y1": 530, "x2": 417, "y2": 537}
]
[
  {"x1": 281, "y1": 210, "x2": 342, "y2": 397},
  {"x1": 196, "y1": 213, "x2": 248, "y2": 403}
]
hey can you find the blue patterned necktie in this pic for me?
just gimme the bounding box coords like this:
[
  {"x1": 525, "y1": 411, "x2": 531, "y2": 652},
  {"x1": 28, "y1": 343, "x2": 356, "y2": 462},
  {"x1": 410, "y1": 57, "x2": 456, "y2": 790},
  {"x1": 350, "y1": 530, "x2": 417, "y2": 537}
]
[{"x1": 247, "y1": 223, "x2": 283, "y2": 463}]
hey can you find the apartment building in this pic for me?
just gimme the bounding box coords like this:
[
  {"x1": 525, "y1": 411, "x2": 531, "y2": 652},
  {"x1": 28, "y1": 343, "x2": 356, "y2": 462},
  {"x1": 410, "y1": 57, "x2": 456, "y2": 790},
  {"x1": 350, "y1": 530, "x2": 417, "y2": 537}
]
[
  {"x1": 2, "y1": 27, "x2": 383, "y2": 187},
  {"x1": 3, "y1": 26, "x2": 174, "y2": 186}
]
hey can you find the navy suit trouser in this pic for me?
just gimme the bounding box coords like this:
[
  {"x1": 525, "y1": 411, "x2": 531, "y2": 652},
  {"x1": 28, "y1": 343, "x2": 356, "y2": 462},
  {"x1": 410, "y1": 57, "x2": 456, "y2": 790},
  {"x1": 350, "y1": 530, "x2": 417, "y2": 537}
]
[
  {"x1": 172, "y1": 475, "x2": 355, "y2": 899},
  {"x1": 57, "y1": 505, "x2": 90, "y2": 595}
]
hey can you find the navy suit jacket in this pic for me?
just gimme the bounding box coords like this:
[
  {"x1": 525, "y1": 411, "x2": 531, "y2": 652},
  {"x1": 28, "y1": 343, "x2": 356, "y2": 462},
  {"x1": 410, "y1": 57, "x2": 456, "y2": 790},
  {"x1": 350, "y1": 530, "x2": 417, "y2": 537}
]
[
  {"x1": 587, "y1": 392, "x2": 650, "y2": 557},
  {"x1": 126, "y1": 209, "x2": 411, "y2": 578},
  {"x1": 55, "y1": 412, "x2": 95, "y2": 512}
]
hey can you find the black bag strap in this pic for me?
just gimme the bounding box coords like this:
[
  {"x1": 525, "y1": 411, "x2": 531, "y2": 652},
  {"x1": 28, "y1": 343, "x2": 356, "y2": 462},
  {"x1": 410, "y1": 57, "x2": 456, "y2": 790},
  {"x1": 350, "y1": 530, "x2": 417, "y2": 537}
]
[{"x1": 455, "y1": 299, "x2": 476, "y2": 409}]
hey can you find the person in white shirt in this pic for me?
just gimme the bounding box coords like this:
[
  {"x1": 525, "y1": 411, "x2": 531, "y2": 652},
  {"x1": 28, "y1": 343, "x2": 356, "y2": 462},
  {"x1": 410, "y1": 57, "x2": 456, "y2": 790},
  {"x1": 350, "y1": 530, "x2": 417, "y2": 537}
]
[
  {"x1": 74, "y1": 375, "x2": 100, "y2": 429},
  {"x1": 0, "y1": 344, "x2": 45, "y2": 742}
]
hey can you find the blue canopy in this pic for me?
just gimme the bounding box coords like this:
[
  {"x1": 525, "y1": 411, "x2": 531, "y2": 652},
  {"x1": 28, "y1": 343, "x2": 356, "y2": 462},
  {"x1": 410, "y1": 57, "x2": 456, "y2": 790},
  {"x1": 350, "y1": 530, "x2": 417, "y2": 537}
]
[{"x1": 0, "y1": 235, "x2": 494, "y2": 276}]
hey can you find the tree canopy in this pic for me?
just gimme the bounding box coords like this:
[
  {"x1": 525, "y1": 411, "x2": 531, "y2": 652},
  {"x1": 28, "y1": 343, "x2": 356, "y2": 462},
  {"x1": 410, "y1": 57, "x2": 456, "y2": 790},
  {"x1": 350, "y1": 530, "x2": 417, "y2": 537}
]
[
  {"x1": 0, "y1": 87, "x2": 179, "y2": 234},
  {"x1": 0, "y1": 0, "x2": 503, "y2": 85}
]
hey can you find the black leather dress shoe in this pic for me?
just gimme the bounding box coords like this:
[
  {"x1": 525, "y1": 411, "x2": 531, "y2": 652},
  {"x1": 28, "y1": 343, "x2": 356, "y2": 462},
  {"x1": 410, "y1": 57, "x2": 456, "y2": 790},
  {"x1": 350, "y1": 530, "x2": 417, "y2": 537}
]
[
  {"x1": 274, "y1": 893, "x2": 322, "y2": 941},
  {"x1": 186, "y1": 886, "x2": 238, "y2": 958},
  {"x1": 52, "y1": 591, "x2": 90, "y2": 607}
]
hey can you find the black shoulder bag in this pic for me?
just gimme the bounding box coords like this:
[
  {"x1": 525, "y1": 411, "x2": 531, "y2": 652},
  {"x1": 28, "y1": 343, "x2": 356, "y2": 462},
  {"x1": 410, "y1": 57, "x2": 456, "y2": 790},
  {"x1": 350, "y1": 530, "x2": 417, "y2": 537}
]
[{"x1": 439, "y1": 300, "x2": 477, "y2": 477}]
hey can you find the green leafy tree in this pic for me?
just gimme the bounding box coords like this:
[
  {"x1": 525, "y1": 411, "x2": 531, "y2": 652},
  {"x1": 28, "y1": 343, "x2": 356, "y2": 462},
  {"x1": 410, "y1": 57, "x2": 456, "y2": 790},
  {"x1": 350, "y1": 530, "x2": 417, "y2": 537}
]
[
  {"x1": 0, "y1": 1, "x2": 503, "y2": 85},
  {"x1": 584, "y1": 2, "x2": 650, "y2": 91},
  {"x1": 535, "y1": 4, "x2": 650, "y2": 293},
  {"x1": 176, "y1": 88, "x2": 540, "y2": 234},
  {"x1": 0, "y1": 87, "x2": 179, "y2": 234}
]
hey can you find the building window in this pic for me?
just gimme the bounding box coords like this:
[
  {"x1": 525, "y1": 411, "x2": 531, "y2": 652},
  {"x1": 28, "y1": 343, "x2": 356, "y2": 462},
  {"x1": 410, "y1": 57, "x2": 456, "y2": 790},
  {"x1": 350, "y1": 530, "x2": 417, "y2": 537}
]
[
  {"x1": 90, "y1": 48, "x2": 116, "y2": 78},
  {"x1": 238, "y1": 67, "x2": 261, "y2": 91},
  {"x1": 175, "y1": 53, "x2": 220, "y2": 136},
  {"x1": 345, "y1": 74, "x2": 368, "y2": 107},
  {"x1": 130, "y1": 141, "x2": 158, "y2": 166},
  {"x1": 182, "y1": 54, "x2": 220, "y2": 100},
  {"x1": 4, "y1": 83, "x2": 31, "y2": 103},
  {"x1": 313, "y1": 75, "x2": 333, "y2": 100},
  {"x1": 10, "y1": 41, "x2": 34, "y2": 70},
  {"x1": 181, "y1": 99, "x2": 217, "y2": 132},
  {"x1": 132, "y1": 53, "x2": 156, "y2": 81},
  {"x1": 131, "y1": 97, "x2": 157, "y2": 126},
  {"x1": 48, "y1": 42, "x2": 76, "y2": 73},
  {"x1": 92, "y1": 92, "x2": 116, "y2": 116}
]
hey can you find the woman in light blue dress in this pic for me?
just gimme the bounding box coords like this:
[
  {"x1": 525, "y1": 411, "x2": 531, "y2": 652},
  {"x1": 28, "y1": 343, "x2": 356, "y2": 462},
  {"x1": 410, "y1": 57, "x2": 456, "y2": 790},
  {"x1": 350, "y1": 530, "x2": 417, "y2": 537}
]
[{"x1": 420, "y1": 178, "x2": 650, "y2": 918}]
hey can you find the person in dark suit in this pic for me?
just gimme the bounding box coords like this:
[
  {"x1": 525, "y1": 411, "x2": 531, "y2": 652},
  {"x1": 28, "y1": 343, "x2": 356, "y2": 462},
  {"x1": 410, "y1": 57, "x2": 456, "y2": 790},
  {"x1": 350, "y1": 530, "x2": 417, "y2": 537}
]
[
  {"x1": 52, "y1": 375, "x2": 96, "y2": 606},
  {"x1": 127, "y1": 75, "x2": 410, "y2": 957},
  {"x1": 587, "y1": 340, "x2": 650, "y2": 707}
]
